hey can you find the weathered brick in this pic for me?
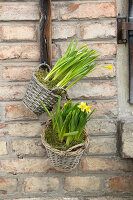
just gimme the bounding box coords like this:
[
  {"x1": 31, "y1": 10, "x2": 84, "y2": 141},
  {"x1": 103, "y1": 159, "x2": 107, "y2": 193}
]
[
  {"x1": 68, "y1": 81, "x2": 117, "y2": 99},
  {"x1": 0, "y1": 25, "x2": 36, "y2": 41},
  {"x1": 74, "y1": 100, "x2": 118, "y2": 116},
  {"x1": 60, "y1": 2, "x2": 116, "y2": 20},
  {"x1": 0, "y1": 158, "x2": 51, "y2": 174},
  {"x1": 24, "y1": 177, "x2": 59, "y2": 192},
  {"x1": 0, "y1": 124, "x2": 8, "y2": 136},
  {"x1": 108, "y1": 176, "x2": 133, "y2": 192},
  {"x1": 81, "y1": 157, "x2": 133, "y2": 172},
  {"x1": 11, "y1": 139, "x2": 45, "y2": 156},
  {"x1": 5, "y1": 104, "x2": 38, "y2": 120},
  {"x1": 80, "y1": 21, "x2": 116, "y2": 40},
  {"x1": 73, "y1": 101, "x2": 117, "y2": 117},
  {"x1": 0, "y1": 44, "x2": 40, "y2": 60},
  {"x1": 84, "y1": 198, "x2": 133, "y2": 200},
  {"x1": 5, "y1": 122, "x2": 42, "y2": 137},
  {"x1": 52, "y1": 22, "x2": 77, "y2": 39},
  {"x1": 58, "y1": 42, "x2": 117, "y2": 59},
  {"x1": 64, "y1": 176, "x2": 100, "y2": 192},
  {"x1": 52, "y1": 4, "x2": 58, "y2": 20},
  {"x1": 0, "y1": 3, "x2": 39, "y2": 21},
  {"x1": 92, "y1": 101, "x2": 118, "y2": 117},
  {"x1": 86, "y1": 63, "x2": 116, "y2": 79},
  {"x1": 89, "y1": 137, "x2": 117, "y2": 155},
  {"x1": 121, "y1": 121, "x2": 133, "y2": 158},
  {"x1": 3, "y1": 198, "x2": 133, "y2": 200},
  {"x1": 86, "y1": 120, "x2": 117, "y2": 135},
  {"x1": 0, "y1": 83, "x2": 27, "y2": 101},
  {"x1": 5, "y1": 199, "x2": 45, "y2": 200},
  {"x1": 0, "y1": 141, "x2": 7, "y2": 155},
  {"x1": 0, "y1": 178, "x2": 17, "y2": 195},
  {"x1": 1, "y1": 66, "x2": 35, "y2": 81}
]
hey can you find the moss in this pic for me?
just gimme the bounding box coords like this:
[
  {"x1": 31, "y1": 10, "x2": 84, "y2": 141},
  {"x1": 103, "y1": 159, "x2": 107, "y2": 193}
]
[
  {"x1": 44, "y1": 121, "x2": 86, "y2": 151},
  {"x1": 35, "y1": 69, "x2": 49, "y2": 87},
  {"x1": 35, "y1": 69, "x2": 66, "y2": 96}
]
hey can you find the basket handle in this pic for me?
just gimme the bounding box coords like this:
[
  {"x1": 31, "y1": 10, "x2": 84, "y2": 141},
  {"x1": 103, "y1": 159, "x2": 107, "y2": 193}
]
[
  {"x1": 66, "y1": 143, "x2": 86, "y2": 152},
  {"x1": 39, "y1": 63, "x2": 51, "y2": 72}
]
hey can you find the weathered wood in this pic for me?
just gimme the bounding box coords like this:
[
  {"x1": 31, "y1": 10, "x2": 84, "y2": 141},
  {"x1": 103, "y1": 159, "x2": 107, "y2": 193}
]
[
  {"x1": 129, "y1": 0, "x2": 133, "y2": 103},
  {"x1": 39, "y1": 0, "x2": 52, "y2": 67}
]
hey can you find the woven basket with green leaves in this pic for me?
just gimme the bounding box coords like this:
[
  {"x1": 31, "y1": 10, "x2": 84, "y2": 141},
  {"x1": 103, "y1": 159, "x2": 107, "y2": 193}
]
[
  {"x1": 41, "y1": 97, "x2": 95, "y2": 172},
  {"x1": 23, "y1": 40, "x2": 112, "y2": 115}
]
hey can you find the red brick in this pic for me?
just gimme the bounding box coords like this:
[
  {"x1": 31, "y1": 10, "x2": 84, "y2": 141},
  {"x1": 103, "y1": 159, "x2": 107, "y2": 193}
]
[
  {"x1": 64, "y1": 176, "x2": 100, "y2": 192},
  {"x1": 121, "y1": 122, "x2": 133, "y2": 158},
  {"x1": 0, "y1": 158, "x2": 51, "y2": 174},
  {"x1": 0, "y1": 25, "x2": 36, "y2": 41},
  {"x1": 74, "y1": 101, "x2": 117, "y2": 117},
  {"x1": 81, "y1": 157, "x2": 133, "y2": 172},
  {"x1": 92, "y1": 101, "x2": 118, "y2": 117},
  {"x1": 91, "y1": 43, "x2": 117, "y2": 59},
  {"x1": 0, "y1": 124, "x2": 8, "y2": 136},
  {"x1": 11, "y1": 139, "x2": 45, "y2": 156},
  {"x1": 60, "y1": 2, "x2": 116, "y2": 20},
  {"x1": 52, "y1": 22, "x2": 77, "y2": 39},
  {"x1": 1, "y1": 66, "x2": 35, "y2": 81},
  {"x1": 3, "y1": 198, "x2": 133, "y2": 200},
  {"x1": 86, "y1": 120, "x2": 117, "y2": 135},
  {"x1": 5, "y1": 103, "x2": 38, "y2": 120},
  {"x1": 0, "y1": 141, "x2": 7, "y2": 155},
  {"x1": 89, "y1": 137, "x2": 117, "y2": 155},
  {"x1": 109, "y1": 176, "x2": 133, "y2": 192},
  {"x1": 0, "y1": 178, "x2": 17, "y2": 194},
  {"x1": 86, "y1": 63, "x2": 116, "y2": 78},
  {"x1": 52, "y1": 4, "x2": 58, "y2": 20},
  {"x1": 4, "y1": 122, "x2": 42, "y2": 137},
  {"x1": 24, "y1": 177, "x2": 59, "y2": 192},
  {"x1": 68, "y1": 81, "x2": 117, "y2": 99},
  {"x1": 80, "y1": 21, "x2": 116, "y2": 40},
  {"x1": 58, "y1": 42, "x2": 117, "y2": 59},
  {"x1": 0, "y1": 3, "x2": 39, "y2": 21},
  {"x1": 0, "y1": 84, "x2": 27, "y2": 101},
  {"x1": 0, "y1": 44, "x2": 40, "y2": 60}
]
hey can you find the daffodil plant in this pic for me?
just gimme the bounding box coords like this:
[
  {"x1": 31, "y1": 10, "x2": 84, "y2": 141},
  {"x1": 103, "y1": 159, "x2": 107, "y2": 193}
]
[
  {"x1": 41, "y1": 97, "x2": 95, "y2": 148},
  {"x1": 43, "y1": 40, "x2": 113, "y2": 89}
]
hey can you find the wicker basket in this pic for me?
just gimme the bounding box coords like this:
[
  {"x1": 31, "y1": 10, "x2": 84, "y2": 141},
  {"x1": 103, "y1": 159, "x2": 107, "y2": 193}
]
[
  {"x1": 23, "y1": 63, "x2": 67, "y2": 115},
  {"x1": 41, "y1": 120, "x2": 89, "y2": 172}
]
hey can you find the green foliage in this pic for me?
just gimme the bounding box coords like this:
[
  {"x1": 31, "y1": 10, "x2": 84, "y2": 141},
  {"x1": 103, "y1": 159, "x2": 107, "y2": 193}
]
[
  {"x1": 41, "y1": 97, "x2": 95, "y2": 148},
  {"x1": 44, "y1": 40, "x2": 100, "y2": 89}
]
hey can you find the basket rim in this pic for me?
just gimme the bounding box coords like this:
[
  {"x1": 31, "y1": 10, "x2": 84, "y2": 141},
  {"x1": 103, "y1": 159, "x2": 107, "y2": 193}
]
[{"x1": 41, "y1": 119, "x2": 89, "y2": 156}]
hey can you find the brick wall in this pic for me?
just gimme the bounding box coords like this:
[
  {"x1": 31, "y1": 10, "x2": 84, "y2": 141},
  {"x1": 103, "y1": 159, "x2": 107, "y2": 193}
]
[{"x1": 0, "y1": 1, "x2": 133, "y2": 200}]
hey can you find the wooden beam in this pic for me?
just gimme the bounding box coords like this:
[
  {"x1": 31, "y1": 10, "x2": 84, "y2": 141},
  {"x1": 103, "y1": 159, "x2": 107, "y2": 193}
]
[
  {"x1": 129, "y1": 0, "x2": 133, "y2": 103},
  {"x1": 39, "y1": 0, "x2": 52, "y2": 67}
]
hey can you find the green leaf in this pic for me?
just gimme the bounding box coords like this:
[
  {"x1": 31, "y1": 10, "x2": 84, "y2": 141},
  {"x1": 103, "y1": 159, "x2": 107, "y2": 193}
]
[
  {"x1": 63, "y1": 131, "x2": 78, "y2": 137},
  {"x1": 87, "y1": 108, "x2": 96, "y2": 120},
  {"x1": 40, "y1": 101, "x2": 52, "y2": 118}
]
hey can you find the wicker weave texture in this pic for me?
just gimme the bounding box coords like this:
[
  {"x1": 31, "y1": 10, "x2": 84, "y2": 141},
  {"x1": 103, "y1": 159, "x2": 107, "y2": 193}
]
[
  {"x1": 46, "y1": 148, "x2": 84, "y2": 171},
  {"x1": 23, "y1": 64, "x2": 66, "y2": 115},
  {"x1": 41, "y1": 120, "x2": 89, "y2": 172}
]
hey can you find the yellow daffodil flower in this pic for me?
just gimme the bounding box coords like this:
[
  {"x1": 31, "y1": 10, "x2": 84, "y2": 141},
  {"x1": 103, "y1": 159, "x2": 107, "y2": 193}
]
[
  {"x1": 86, "y1": 106, "x2": 92, "y2": 113},
  {"x1": 78, "y1": 102, "x2": 87, "y2": 112},
  {"x1": 107, "y1": 64, "x2": 113, "y2": 70}
]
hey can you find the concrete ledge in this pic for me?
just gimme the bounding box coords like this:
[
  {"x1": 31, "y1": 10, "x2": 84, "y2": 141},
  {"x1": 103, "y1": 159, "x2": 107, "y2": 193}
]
[{"x1": 121, "y1": 119, "x2": 133, "y2": 158}]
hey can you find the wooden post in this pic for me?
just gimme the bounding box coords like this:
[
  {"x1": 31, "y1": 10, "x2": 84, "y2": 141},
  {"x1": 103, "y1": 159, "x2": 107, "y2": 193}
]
[
  {"x1": 129, "y1": 0, "x2": 133, "y2": 103},
  {"x1": 39, "y1": 0, "x2": 52, "y2": 67}
]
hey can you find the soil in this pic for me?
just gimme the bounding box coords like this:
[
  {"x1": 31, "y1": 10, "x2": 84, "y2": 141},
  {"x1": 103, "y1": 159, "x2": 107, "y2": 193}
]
[
  {"x1": 35, "y1": 69, "x2": 66, "y2": 96},
  {"x1": 44, "y1": 121, "x2": 87, "y2": 151}
]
